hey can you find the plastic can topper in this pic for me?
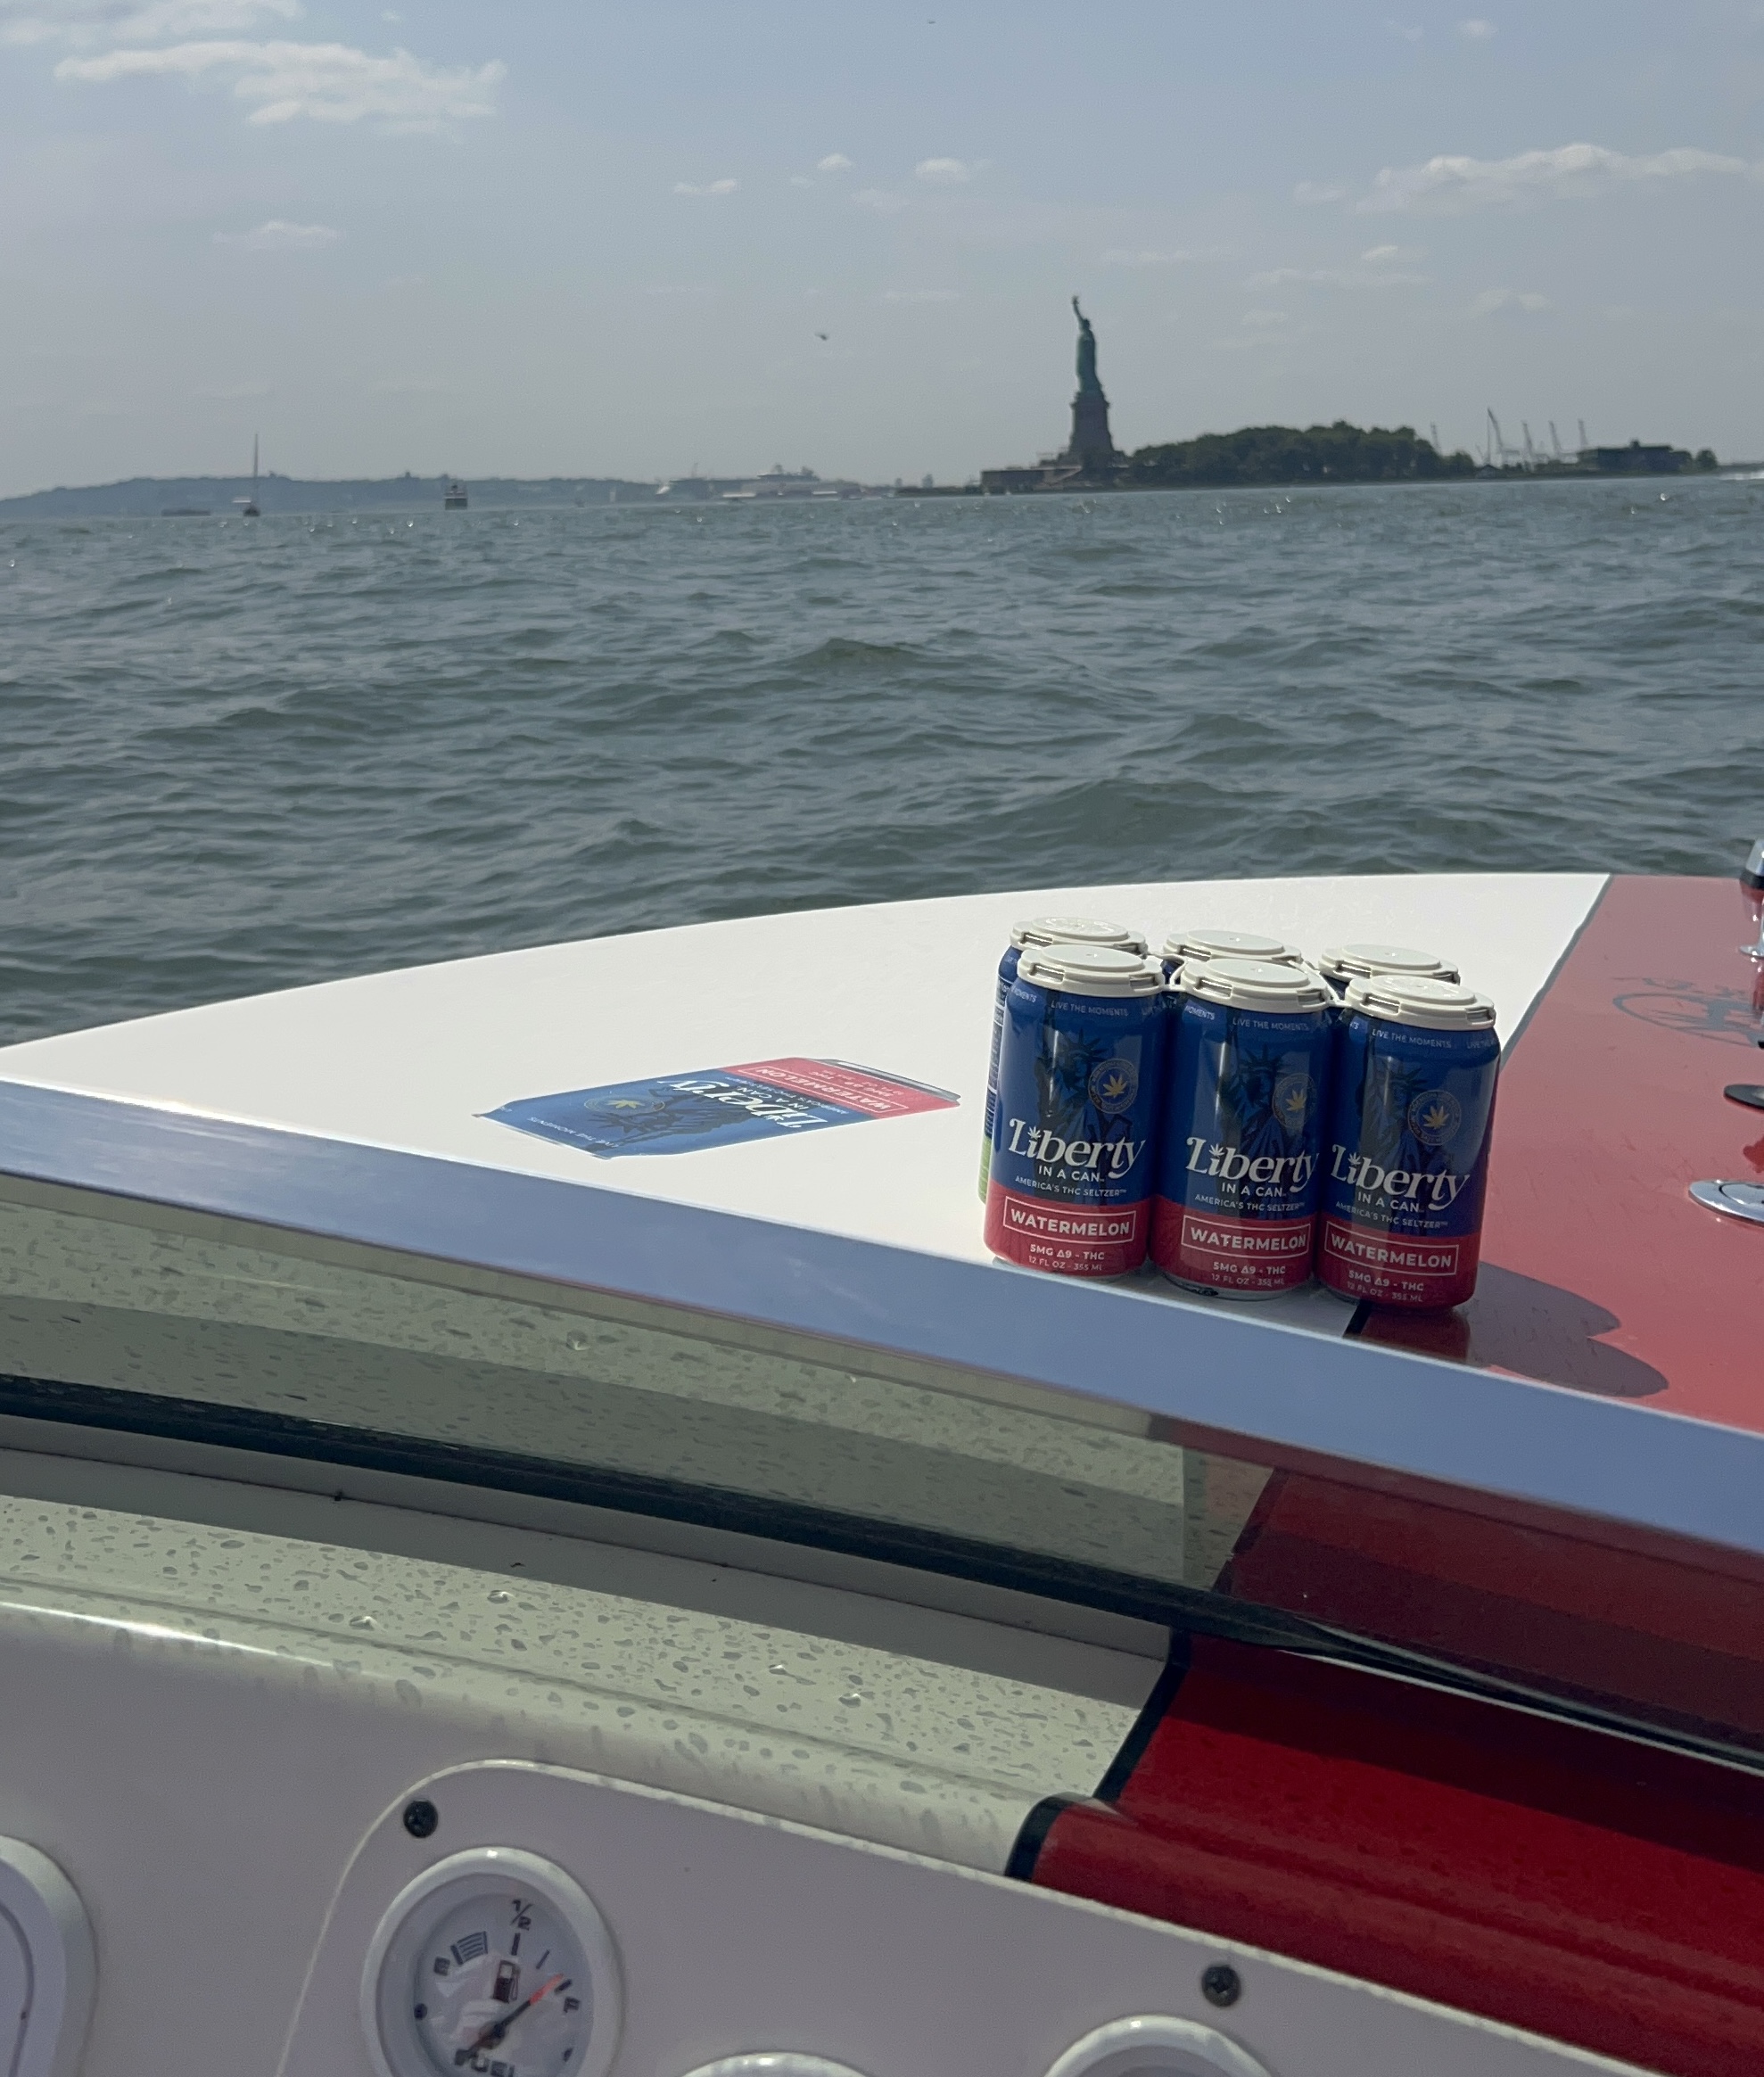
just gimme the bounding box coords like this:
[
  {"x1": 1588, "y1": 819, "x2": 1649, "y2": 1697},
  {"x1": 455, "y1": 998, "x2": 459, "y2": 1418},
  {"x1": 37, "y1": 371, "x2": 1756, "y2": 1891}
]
[
  {"x1": 1317, "y1": 975, "x2": 1500, "y2": 1310},
  {"x1": 978, "y1": 915, "x2": 1146, "y2": 1200},
  {"x1": 1151, "y1": 958, "x2": 1333, "y2": 1298},
  {"x1": 984, "y1": 941, "x2": 1167, "y2": 1278},
  {"x1": 1158, "y1": 926, "x2": 1303, "y2": 982},
  {"x1": 1316, "y1": 941, "x2": 1461, "y2": 994}
]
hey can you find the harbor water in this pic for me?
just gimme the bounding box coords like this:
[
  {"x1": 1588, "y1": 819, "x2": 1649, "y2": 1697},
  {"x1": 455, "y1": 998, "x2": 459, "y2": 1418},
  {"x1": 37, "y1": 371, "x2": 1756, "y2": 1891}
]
[{"x1": 3, "y1": 475, "x2": 1762, "y2": 1044}]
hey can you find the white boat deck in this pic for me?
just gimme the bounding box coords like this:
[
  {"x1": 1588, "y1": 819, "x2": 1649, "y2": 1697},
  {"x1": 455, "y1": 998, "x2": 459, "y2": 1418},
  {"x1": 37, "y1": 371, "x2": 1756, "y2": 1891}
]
[{"x1": 0, "y1": 872, "x2": 1601, "y2": 1333}]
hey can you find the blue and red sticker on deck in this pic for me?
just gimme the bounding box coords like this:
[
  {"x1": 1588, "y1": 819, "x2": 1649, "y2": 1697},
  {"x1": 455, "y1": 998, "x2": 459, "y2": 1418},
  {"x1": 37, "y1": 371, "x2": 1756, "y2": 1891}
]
[{"x1": 485, "y1": 1057, "x2": 957, "y2": 1158}]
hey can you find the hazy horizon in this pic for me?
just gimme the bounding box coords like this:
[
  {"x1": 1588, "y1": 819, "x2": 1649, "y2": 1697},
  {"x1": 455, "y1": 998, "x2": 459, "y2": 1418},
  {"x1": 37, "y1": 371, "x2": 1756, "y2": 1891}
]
[{"x1": 4, "y1": 1, "x2": 1761, "y2": 500}]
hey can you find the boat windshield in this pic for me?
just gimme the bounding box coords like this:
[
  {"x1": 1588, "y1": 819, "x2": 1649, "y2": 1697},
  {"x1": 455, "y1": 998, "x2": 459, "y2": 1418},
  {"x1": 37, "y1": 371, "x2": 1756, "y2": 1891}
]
[{"x1": 2, "y1": 1169, "x2": 1760, "y2": 1775}]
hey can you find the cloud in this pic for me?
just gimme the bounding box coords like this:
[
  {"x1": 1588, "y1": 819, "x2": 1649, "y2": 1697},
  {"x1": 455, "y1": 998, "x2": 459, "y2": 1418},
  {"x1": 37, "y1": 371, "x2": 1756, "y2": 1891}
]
[
  {"x1": 853, "y1": 187, "x2": 907, "y2": 214},
  {"x1": 213, "y1": 217, "x2": 339, "y2": 247},
  {"x1": 1294, "y1": 181, "x2": 1348, "y2": 205},
  {"x1": 2, "y1": 0, "x2": 295, "y2": 44},
  {"x1": 816, "y1": 152, "x2": 853, "y2": 172},
  {"x1": 1361, "y1": 242, "x2": 1424, "y2": 261},
  {"x1": 1456, "y1": 16, "x2": 1496, "y2": 37},
  {"x1": 1241, "y1": 309, "x2": 1290, "y2": 327},
  {"x1": 55, "y1": 37, "x2": 505, "y2": 125},
  {"x1": 672, "y1": 177, "x2": 737, "y2": 195},
  {"x1": 1246, "y1": 263, "x2": 1429, "y2": 287},
  {"x1": 1100, "y1": 247, "x2": 1204, "y2": 266},
  {"x1": 881, "y1": 288, "x2": 957, "y2": 301},
  {"x1": 1362, "y1": 141, "x2": 1754, "y2": 212},
  {"x1": 1470, "y1": 286, "x2": 1548, "y2": 316},
  {"x1": 914, "y1": 155, "x2": 974, "y2": 183}
]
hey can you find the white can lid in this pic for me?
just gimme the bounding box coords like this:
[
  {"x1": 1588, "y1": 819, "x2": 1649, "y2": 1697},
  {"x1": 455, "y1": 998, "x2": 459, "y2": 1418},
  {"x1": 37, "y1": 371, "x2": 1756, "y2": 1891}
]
[
  {"x1": 1161, "y1": 927, "x2": 1303, "y2": 967},
  {"x1": 1179, "y1": 957, "x2": 1333, "y2": 1012},
  {"x1": 1017, "y1": 943, "x2": 1165, "y2": 997},
  {"x1": 1345, "y1": 973, "x2": 1498, "y2": 1030},
  {"x1": 1319, "y1": 941, "x2": 1461, "y2": 985},
  {"x1": 1012, "y1": 914, "x2": 1149, "y2": 955}
]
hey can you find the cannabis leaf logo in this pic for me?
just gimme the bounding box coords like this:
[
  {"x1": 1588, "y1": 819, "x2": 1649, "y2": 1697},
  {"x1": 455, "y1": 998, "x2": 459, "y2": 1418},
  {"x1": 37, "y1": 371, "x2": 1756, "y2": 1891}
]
[{"x1": 1087, "y1": 1056, "x2": 1139, "y2": 1115}]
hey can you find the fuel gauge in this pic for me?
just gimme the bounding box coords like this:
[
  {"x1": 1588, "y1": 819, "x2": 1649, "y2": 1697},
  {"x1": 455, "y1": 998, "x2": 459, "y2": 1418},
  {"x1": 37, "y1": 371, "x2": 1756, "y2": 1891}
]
[{"x1": 361, "y1": 1848, "x2": 621, "y2": 2077}]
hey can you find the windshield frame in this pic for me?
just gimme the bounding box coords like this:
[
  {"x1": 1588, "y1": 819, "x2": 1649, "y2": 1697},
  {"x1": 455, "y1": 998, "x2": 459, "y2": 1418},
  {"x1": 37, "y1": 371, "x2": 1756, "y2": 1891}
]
[{"x1": 0, "y1": 1075, "x2": 1757, "y2": 1564}]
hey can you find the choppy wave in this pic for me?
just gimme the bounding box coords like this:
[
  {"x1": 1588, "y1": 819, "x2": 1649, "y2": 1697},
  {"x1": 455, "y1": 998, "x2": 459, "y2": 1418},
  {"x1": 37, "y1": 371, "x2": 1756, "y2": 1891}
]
[{"x1": 3, "y1": 479, "x2": 1762, "y2": 1042}]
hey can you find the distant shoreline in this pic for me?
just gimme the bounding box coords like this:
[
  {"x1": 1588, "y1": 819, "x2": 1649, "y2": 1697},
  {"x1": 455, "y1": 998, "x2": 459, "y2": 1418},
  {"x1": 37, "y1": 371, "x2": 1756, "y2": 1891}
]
[
  {"x1": 0, "y1": 474, "x2": 658, "y2": 519},
  {"x1": 3, "y1": 461, "x2": 1754, "y2": 520}
]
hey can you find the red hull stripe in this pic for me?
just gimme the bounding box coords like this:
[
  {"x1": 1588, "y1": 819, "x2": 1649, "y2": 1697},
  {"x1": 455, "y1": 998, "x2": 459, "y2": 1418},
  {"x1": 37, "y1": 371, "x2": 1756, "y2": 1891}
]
[
  {"x1": 1025, "y1": 1635, "x2": 1764, "y2": 2073},
  {"x1": 1358, "y1": 874, "x2": 1764, "y2": 1406}
]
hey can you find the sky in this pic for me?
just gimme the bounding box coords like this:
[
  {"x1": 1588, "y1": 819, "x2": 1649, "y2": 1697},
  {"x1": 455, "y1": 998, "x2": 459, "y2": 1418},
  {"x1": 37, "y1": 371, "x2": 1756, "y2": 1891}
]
[{"x1": 3, "y1": 0, "x2": 1763, "y2": 492}]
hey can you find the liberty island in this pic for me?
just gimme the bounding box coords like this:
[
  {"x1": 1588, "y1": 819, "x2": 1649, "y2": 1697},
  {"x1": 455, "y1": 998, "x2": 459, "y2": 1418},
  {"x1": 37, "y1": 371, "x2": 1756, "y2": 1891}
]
[
  {"x1": 962, "y1": 301, "x2": 1713, "y2": 494},
  {"x1": 974, "y1": 298, "x2": 1471, "y2": 495}
]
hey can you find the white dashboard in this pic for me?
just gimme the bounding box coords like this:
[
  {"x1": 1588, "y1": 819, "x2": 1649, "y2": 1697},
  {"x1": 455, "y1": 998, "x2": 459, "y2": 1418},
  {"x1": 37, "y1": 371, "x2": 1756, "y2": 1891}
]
[{"x1": 286, "y1": 1760, "x2": 1642, "y2": 2077}]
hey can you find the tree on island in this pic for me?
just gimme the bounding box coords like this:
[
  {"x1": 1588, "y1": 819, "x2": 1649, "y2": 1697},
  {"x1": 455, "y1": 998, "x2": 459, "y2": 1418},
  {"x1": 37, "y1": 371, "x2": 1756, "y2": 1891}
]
[{"x1": 1125, "y1": 421, "x2": 1475, "y2": 487}]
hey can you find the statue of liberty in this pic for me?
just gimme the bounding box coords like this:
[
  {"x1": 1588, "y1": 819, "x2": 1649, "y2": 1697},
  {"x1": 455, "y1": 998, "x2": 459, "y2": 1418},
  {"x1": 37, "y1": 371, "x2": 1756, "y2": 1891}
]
[
  {"x1": 1072, "y1": 296, "x2": 1103, "y2": 397},
  {"x1": 1064, "y1": 296, "x2": 1117, "y2": 468}
]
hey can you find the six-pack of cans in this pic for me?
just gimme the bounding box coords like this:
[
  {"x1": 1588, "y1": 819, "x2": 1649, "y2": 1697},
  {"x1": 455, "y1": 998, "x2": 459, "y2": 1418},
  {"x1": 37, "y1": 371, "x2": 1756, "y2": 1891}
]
[{"x1": 981, "y1": 917, "x2": 1499, "y2": 1310}]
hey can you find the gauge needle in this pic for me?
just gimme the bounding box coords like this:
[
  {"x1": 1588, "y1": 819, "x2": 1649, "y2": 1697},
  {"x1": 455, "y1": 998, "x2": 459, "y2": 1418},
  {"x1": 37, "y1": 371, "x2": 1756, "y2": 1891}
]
[{"x1": 466, "y1": 1974, "x2": 570, "y2": 2054}]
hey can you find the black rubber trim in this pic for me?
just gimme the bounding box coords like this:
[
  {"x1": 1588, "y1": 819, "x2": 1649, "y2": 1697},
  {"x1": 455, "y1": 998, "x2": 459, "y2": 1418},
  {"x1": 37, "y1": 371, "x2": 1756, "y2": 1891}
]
[
  {"x1": 5, "y1": 1370, "x2": 1763, "y2": 1782},
  {"x1": 0, "y1": 1371, "x2": 1194, "y2": 1624},
  {"x1": 1093, "y1": 1633, "x2": 1191, "y2": 1801},
  {"x1": 1004, "y1": 1793, "x2": 1088, "y2": 1882}
]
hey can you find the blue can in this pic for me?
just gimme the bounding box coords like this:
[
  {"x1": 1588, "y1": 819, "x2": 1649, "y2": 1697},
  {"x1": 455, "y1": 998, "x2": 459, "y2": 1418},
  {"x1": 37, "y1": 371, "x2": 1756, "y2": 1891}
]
[
  {"x1": 984, "y1": 942, "x2": 1167, "y2": 1277},
  {"x1": 1318, "y1": 975, "x2": 1500, "y2": 1309},
  {"x1": 1151, "y1": 958, "x2": 1333, "y2": 1297},
  {"x1": 978, "y1": 915, "x2": 1146, "y2": 1199}
]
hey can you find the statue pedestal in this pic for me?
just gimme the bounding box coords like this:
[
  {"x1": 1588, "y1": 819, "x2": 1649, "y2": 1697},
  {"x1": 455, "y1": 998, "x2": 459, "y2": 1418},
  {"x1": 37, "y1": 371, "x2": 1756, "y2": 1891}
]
[{"x1": 1063, "y1": 388, "x2": 1118, "y2": 474}]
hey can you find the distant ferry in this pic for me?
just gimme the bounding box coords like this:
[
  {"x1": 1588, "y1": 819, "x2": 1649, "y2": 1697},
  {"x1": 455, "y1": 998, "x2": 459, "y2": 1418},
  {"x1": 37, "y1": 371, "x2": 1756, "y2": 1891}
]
[
  {"x1": 444, "y1": 480, "x2": 469, "y2": 510},
  {"x1": 657, "y1": 466, "x2": 870, "y2": 501}
]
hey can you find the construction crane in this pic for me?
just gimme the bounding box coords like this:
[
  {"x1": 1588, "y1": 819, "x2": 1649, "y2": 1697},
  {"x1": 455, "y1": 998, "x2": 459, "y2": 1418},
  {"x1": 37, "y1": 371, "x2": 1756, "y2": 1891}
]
[{"x1": 1485, "y1": 408, "x2": 1527, "y2": 469}]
